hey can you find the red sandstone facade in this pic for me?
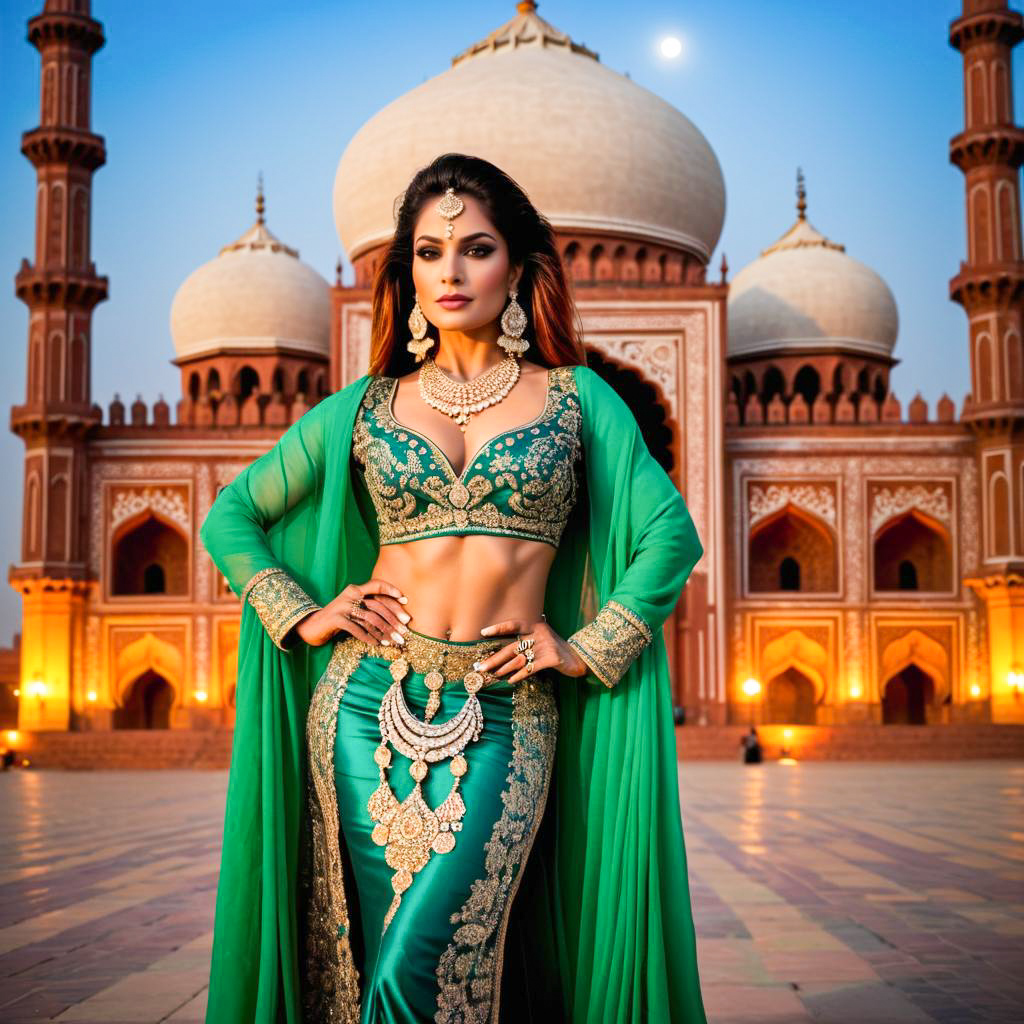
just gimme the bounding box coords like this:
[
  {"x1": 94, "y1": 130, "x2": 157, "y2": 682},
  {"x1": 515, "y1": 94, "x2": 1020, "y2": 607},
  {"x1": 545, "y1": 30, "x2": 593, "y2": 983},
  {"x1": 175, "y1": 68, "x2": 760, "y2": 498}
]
[{"x1": 8, "y1": 0, "x2": 1024, "y2": 747}]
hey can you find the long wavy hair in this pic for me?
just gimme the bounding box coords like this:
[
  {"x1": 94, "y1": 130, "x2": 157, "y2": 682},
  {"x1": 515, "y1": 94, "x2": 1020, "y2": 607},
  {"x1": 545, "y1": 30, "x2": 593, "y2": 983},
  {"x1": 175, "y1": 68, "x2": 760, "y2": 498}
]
[{"x1": 367, "y1": 152, "x2": 586, "y2": 377}]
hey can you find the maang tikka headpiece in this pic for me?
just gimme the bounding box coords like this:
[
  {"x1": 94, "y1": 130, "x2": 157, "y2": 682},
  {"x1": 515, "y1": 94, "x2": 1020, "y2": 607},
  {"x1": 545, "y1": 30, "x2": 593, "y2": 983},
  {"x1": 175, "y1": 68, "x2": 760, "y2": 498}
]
[
  {"x1": 436, "y1": 186, "x2": 464, "y2": 238},
  {"x1": 407, "y1": 186, "x2": 468, "y2": 362}
]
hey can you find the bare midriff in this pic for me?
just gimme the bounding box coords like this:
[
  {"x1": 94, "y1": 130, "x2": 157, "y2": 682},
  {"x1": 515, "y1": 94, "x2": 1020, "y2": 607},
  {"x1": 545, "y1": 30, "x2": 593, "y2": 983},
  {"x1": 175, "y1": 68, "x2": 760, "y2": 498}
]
[{"x1": 370, "y1": 533, "x2": 557, "y2": 641}]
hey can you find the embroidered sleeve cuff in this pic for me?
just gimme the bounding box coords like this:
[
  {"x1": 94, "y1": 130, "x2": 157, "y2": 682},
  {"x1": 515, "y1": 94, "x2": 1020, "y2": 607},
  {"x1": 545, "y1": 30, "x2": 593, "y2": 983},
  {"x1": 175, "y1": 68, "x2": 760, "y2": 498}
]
[
  {"x1": 566, "y1": 599, "x2": 654, "y2": 688},
  {"x1": 242, "y1": 568, "x2": 321, "y2": 650}
]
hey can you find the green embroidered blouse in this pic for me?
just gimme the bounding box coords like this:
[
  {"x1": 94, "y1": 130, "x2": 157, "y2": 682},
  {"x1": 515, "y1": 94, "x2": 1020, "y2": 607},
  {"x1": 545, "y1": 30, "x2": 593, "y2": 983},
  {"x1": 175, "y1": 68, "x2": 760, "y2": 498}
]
[{"x1": 242, "y1": 365, "x2": 658, "y2": 687}]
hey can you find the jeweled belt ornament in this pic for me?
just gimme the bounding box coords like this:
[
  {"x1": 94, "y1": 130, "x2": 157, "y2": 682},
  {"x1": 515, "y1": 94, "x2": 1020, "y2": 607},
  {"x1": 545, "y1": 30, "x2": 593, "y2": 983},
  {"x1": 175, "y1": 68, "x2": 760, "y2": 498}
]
[{"x1": 367, "y1": 655, "x2": 486, "y2": 933}]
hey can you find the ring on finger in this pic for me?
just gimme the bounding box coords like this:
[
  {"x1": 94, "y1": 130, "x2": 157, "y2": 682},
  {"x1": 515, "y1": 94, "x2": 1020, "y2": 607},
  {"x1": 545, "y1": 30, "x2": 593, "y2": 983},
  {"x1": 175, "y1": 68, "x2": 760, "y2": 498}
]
[{"x1": 516, "y1": 635, "x2": 534, "y2": 653}]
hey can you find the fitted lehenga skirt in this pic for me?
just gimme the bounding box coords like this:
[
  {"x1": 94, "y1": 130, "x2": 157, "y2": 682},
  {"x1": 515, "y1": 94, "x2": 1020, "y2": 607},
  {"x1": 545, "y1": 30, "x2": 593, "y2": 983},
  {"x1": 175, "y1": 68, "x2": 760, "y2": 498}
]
[{"x1": 301, "y1": 625, "x2": 560, "y2": 1023}]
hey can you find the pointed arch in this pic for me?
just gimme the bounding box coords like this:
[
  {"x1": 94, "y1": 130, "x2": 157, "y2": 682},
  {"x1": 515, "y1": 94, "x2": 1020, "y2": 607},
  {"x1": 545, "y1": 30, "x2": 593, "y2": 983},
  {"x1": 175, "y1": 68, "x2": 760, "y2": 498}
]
[
  {"x1": 880, "y1": 629, "x2": 949, "y2": 704},
  {"x1": 111, "y1": 509, "x2": 189, "y2": 596},
  {"x1": 873, "y1": 507, "x2": 952, "y2": 592},
  {"x1": 115, "y1": 633, "x2": 183, "y2": 706},
  {"x1": 749, "y1": 503, "x2": 838, "y2": 593},
  {"x1": 760, "y1": 629, "x2": 829, "y2": 705}
]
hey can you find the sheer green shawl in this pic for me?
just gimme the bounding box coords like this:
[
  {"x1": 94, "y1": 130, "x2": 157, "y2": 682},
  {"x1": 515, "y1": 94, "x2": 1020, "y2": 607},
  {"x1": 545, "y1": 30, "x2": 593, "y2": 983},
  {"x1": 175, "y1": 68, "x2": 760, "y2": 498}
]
[{"x1": 200, "y1": 363, "x2": 707, "y2": 1023}]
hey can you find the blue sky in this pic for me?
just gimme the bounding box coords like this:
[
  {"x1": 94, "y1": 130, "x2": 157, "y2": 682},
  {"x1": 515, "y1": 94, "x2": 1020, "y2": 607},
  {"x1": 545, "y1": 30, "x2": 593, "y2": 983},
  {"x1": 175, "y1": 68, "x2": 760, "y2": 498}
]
[{"x1": 0, "y1": 0, "x2": 1017, "y2": 642}]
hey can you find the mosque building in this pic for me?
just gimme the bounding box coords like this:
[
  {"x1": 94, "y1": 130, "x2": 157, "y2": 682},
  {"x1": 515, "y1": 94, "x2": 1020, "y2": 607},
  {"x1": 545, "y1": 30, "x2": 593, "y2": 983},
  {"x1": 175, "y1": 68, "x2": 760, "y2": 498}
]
[{"x1": 8, "y1": 0, "x2": 1024, "y2": 760}]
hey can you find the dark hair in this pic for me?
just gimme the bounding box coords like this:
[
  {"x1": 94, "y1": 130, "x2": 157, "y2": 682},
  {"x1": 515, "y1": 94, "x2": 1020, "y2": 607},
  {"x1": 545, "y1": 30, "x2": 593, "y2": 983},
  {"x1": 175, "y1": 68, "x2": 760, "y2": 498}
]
[{"x1": 368, "y1": 152, "x2": 585, "y2": 376}]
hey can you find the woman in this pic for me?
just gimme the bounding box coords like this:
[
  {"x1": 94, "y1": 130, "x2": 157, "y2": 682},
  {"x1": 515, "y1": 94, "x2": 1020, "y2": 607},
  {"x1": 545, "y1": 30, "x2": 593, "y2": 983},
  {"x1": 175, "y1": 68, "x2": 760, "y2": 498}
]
[{"x1": 201, "y1": 152, "x2": 707, "y2": 1023}]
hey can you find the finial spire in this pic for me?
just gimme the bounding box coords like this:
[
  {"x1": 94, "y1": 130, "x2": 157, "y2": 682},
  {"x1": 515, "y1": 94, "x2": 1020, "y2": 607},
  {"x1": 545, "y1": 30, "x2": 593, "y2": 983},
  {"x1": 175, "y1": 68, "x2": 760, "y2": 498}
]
[
  {"x1": 796, "y1": 167, "x2": 806, "y2": 221},
  {"x1": 256, "y1": 172, "x2": 265, "y2": 225},
  {"x1": 516, "y1": 1, "x2": 537, "y2": 12}
]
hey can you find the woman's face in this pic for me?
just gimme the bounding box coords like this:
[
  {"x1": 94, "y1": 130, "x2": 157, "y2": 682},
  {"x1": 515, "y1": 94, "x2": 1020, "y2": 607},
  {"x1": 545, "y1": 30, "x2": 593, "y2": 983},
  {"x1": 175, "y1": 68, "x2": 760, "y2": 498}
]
[{"x1": 410, "y1": 193, "x2": 520, "y2": 337}]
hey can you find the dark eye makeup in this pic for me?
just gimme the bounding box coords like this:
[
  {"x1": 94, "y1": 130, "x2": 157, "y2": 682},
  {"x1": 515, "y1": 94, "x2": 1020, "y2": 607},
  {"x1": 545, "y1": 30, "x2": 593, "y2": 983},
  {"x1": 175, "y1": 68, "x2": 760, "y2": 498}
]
[{"x1": 415, "y1": 245, "x2": 494, "y2": 260}]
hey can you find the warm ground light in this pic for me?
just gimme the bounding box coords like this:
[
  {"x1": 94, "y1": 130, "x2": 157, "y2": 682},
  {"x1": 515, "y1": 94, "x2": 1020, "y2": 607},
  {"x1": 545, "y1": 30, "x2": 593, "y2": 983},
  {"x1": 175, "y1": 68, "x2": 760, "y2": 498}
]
[{"x1": 0, "y1": 763, "x2": 1020, "y2": 1023}]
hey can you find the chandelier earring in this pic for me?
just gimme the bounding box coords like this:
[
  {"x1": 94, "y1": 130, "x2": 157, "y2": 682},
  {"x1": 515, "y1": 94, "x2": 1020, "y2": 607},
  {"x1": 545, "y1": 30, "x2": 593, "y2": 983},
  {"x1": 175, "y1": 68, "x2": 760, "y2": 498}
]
[
  {"x1": 407, "y1": 294, "x2": 434, "y2": 363},
  {"x1": 497, "y1": 286, "x2": 529, "y2": 357}
]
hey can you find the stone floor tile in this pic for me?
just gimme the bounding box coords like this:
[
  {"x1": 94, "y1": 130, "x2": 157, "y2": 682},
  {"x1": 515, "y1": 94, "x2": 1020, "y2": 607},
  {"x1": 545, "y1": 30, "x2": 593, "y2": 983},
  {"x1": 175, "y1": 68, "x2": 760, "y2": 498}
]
[{"x1": 0, "y1": 763, "x2": 1022, "y2": 1022}]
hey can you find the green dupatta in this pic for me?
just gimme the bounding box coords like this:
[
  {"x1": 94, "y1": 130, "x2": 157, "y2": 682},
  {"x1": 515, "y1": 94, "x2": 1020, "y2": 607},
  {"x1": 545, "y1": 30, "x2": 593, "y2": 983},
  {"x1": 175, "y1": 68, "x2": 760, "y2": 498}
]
[{"x1": 200, "y1": 363, "x2": 707, "y2": 1023}]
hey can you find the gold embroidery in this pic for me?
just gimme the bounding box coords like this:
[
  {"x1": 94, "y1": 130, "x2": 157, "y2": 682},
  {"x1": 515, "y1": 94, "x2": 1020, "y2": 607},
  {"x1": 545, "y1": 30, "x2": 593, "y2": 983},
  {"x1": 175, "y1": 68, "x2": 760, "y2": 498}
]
[
  {"x1": 360, "y1": 630, "x2": 507, "y2": 681},
  {"x1": 243, "y1": 568, "x2": 320, "y2": 650},
  {"x1": 567, "y1": 598, "x2": 654, "y2": 688},
  {"x1": 303, "y1": 632, "x2": 513, "y2": 1022},
  {"x1": 434, "y1": 675, "x2": 558, "y2": 1021},
  {"x1": 304, "y1": 636, "x2": 365, "y2": 1023},
  {"x1": 352, "y1": 365, "x2": 582, "y2": 548}
]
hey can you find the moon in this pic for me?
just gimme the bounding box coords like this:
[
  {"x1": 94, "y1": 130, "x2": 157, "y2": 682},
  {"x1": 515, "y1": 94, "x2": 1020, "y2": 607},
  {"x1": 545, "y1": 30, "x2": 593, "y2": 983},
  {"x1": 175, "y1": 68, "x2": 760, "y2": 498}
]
[{"x1": 659, "y1": 36, "x2": 683, "y2": 60}]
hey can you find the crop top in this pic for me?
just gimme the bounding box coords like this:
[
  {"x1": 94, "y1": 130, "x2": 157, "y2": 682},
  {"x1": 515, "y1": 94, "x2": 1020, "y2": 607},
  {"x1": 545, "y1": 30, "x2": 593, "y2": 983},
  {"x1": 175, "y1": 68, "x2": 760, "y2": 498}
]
[
  {"x1": 236, "y1": 362, "x2": 664, "y2": 691},
  {"x1": 351, "y1": 364, "x2": 582, "y2": 548}
]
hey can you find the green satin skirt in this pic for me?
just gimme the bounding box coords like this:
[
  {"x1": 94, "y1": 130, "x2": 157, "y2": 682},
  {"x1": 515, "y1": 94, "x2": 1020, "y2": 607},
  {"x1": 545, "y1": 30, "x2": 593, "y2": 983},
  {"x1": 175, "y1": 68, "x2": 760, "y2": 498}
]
[{"x1": 327, "y1": 627, "x2": 559, "y2": 1023}]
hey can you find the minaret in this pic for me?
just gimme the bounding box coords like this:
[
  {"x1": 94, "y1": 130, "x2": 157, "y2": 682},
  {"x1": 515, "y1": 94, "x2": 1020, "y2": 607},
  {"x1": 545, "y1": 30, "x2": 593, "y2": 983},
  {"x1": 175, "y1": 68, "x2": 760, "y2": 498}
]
[
  {"x1": 11, "y1": 0, "x2": 107, "y2": 731},
  {"x1": 950, "y1": 0, "x2": 1024, "y2": 722}
]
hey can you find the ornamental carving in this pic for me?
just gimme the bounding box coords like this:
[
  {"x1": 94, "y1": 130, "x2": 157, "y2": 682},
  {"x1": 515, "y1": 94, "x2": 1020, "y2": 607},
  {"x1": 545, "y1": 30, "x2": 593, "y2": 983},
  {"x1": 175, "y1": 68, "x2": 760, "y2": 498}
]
[
  {"x1": 90, "y1": 462, "x2": 196, "y2": 575},
  {"x1": 748, "y1": 482, "x2": 836, "y2": 528},
  {"x1": 578, "y1": 306, "x2": 711, "y2": 555},
  {"x1": 870, "y1": 484, "x2": 951, "y2": 536},
  {"x1": 110, "y1": 486, "x2": 189, "y2": 533}
]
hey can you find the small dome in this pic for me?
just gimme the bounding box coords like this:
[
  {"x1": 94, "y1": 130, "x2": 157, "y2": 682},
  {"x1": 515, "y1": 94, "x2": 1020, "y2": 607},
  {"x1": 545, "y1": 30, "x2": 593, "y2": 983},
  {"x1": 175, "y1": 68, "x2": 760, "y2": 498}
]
[
  {"x1": 728, "y1": 177, "x2": 898, "y2": 360},
  {"x1": 171, "y1": 186, "x2": 330, "y2": 362},
  {"x1": 333, "y1": 1, "x2": 725, "y2": 263}
]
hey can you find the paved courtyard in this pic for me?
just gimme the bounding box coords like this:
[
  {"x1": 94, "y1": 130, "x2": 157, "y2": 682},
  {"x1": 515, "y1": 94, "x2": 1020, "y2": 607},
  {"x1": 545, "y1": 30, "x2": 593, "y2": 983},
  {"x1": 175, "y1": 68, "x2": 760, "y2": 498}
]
[{"x1": 0, "y1": 762, "x2": 1020, "y2": 1024}]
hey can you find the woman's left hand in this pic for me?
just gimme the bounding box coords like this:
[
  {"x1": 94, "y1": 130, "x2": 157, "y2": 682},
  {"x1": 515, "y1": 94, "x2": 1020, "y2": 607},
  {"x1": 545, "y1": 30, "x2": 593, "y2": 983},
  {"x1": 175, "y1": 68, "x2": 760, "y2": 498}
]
[{"x1": 473, "y1": 618, "x2": 588, "y2": 684}]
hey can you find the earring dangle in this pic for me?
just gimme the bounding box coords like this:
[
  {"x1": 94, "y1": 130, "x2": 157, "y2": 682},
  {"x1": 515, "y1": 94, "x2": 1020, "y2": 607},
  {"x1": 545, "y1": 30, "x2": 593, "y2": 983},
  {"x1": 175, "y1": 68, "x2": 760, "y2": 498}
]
[
  {"x1": 497, "y1": 287, "x2": 530, "y2": 357},
  {"x1": 407, "y1": 295, "x2": 433, "y2": 362}
]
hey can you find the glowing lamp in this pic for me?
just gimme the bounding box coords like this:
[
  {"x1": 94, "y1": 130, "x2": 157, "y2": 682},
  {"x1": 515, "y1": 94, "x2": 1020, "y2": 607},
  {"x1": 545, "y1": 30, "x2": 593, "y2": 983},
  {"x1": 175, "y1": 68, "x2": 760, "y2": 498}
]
[
  {"x1": 969, "y1": 683, "x2": 981, "y2": 699},
  {"x1": 194, "y1": 690, "x2": 209, "y2": 703},
  {"x1": 86, "y1": 691, "x2": 97, "y2": 702},
  {"x1": 850, "y1": 684, "x2": 863, "y2": 699},
  {"x1": 6, "y1": 730, "x2": 17, "y2": 743},
  {"x1": 741, "y1": 677, "x2": 761, "y2": 697}
]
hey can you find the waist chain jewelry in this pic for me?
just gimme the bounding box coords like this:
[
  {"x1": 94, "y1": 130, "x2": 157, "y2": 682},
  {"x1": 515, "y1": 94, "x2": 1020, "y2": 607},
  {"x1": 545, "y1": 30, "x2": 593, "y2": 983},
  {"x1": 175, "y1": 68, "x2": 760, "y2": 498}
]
[{"x1": 367, "y1": 652, "x2": 486, "y2": 934}]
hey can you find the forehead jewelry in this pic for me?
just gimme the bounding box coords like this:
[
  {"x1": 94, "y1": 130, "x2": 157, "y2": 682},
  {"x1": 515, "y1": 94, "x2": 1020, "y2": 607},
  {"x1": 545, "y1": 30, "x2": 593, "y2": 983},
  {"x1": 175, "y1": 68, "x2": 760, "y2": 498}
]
[{"x1": 436, "y1": 187, "x2": 464, "y2": 239}]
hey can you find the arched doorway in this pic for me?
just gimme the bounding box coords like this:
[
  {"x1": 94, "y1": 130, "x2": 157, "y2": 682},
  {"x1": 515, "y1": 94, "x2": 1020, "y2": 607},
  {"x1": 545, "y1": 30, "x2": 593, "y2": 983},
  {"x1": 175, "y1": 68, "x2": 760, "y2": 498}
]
[
  {"x1": 584, "y1": 348, "x2": 674, "y2": 471},
  {"x1": 766, "y1": 667, "x2": 817, "y2": 724},
  {"x1": 882, "y1": 665, "x2": 934, "y2": 725},
  {"x1": 114, "y1": 670, "x2": 174, "y2": 729},
  {"x1": 873, "y1": 509, "x2": 952, "y2": 592},
  {"x1": 111, "y1": 514, "x2": 188, "y2": 596},
  {"x1": 749, "y1": 504, "x2": 837, "y2": 593}
]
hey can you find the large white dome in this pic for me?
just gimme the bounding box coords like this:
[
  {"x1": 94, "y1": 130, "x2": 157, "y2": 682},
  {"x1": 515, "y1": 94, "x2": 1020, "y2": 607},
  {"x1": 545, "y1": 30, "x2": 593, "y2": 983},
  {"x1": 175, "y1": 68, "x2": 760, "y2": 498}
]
[
  {"x1": 728, "y1": 209, "x2": 899, "y2": 360},
  {"x1": 333, "y1": 2, "x2": 725, "y2": 263},
  {"x1": 170, "y1": 205, "x2": 330, "y2": 363}
]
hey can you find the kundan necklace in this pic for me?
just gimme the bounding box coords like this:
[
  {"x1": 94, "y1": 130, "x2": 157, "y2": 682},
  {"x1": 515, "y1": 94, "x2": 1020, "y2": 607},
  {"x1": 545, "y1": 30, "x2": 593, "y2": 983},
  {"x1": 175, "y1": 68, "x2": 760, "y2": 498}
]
[
  {"x1": 418, "y1": 353, "x2": 520, "y2": 431},
  {"x1": 367, "y1": 654, "x2": 487, "y2": 934}
]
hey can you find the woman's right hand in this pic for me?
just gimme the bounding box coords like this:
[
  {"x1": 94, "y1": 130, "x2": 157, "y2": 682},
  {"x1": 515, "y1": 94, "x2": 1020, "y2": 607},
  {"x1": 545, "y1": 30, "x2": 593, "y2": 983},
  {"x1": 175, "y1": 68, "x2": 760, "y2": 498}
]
[{"x1": 295, "y1": 579, "x2": 411, "y2": 648}]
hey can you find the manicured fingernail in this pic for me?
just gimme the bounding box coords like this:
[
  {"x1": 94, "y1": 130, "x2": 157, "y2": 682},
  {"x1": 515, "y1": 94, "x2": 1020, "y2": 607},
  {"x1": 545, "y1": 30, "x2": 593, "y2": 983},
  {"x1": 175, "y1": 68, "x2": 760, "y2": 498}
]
[
  {"x1": 399, "y1": 596, "x2": 408, "y2": 604},
  {"x1": 398, "y1": 611, "x2": 411, "y2": 623},
  {"x1": 392, "y1": 631, "x2": 405, "y2": 645},
  {"x1": 381, "y1": 638, "x2": 390, "y2": 646},
  {"x1": 480, "y1": 626, "x2": 493, "y2": 635},
  {"x1": 473, "y1": 661, "x2": 482, "y2": 670}
]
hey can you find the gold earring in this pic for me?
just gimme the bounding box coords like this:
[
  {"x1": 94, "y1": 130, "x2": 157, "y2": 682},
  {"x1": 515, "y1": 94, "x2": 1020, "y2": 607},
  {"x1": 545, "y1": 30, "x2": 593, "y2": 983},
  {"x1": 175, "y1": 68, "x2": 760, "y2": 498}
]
[
  {"x1": 407, "y1": 295, "x2": 433, "y2": 363},
  {"x1": 497, "y1": 287, "x2": 529, "y2": 357}
]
